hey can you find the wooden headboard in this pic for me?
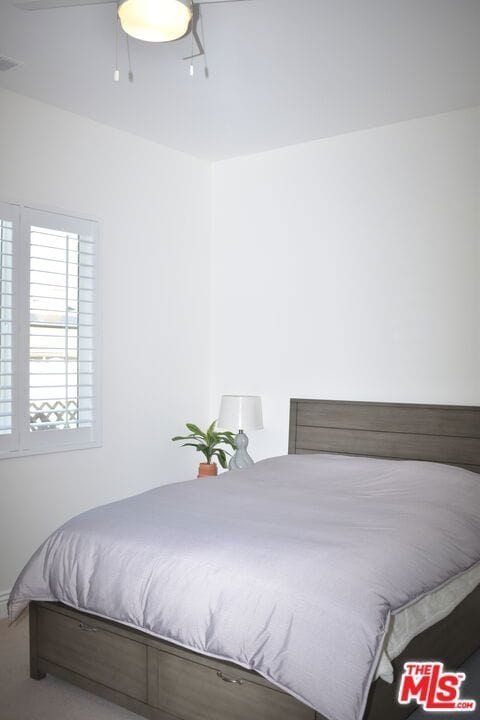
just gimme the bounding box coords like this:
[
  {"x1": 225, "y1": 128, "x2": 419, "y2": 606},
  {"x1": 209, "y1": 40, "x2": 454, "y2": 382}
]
[{"x1": 288, "y1": 399, "x2": 480, "y2": 474}]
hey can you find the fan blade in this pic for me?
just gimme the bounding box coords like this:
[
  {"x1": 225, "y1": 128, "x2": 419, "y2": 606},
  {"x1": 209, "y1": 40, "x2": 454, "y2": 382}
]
[
  {"x1": 194, "y1": 1, "x2": 255, "y2": 4},
  {"x1": 15, "y1": 0, "x2": 254, "y2": 8},
  {"x1": 15, "y1": 0, "x2": 115, "y2": 10}
]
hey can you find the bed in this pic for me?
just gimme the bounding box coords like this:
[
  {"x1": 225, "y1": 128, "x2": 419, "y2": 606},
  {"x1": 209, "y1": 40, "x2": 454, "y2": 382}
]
[{"x1": 9, "y1": 399, "x2": 480, "y2": 720}]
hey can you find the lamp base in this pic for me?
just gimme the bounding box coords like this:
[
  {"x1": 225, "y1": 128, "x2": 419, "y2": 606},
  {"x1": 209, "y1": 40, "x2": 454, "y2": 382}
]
[{"x1": 229, "y1": 430, "x2": 254, "y2": 470}]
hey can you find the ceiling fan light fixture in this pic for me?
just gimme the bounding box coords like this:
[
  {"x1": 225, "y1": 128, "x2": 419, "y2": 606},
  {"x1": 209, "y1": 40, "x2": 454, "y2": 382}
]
[{"x1": 118, "y1": 0, "x2": 193, "y2": 43}]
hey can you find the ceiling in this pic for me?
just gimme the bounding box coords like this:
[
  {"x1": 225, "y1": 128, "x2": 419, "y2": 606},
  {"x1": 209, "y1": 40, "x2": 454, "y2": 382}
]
[{"x1": 0, "y1": 0, "x2": 479, "y2": 160}]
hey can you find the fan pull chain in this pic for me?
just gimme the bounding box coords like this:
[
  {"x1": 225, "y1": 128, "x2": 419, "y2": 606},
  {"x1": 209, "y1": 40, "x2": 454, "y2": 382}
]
[
  {"x1": 114, "y1": 4, "x2": 120, "y2": 82},
  {"x1": 189, "y1": 21, "x2": 195, "y2": 77},
  {"x1": 126, "y1": 33, "x2": 134, "y2": 82}
]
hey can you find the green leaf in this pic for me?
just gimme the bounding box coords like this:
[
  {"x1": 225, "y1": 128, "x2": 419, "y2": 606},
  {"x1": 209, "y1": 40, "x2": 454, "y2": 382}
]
[
  {"x1": 217, "y1": 432, "x2": 236, "y2": 449},
  {"x1": 186, "y1": 423, "x2": 207, "y2": 441},
  {"x1": 214, "y1": 448, "x2": 228, "y2": 469},
  {"x1": 206, "y1": 422, "x2": 220, "y2": 448},
  {"x1": 206, "y1": 420, "x2": 217, "y2": 436}
]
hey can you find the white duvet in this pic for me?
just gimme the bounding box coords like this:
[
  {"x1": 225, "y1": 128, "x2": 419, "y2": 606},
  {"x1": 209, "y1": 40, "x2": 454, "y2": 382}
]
[{"x1": 9, "y1": 454, "x2": 480, "y2": 720}]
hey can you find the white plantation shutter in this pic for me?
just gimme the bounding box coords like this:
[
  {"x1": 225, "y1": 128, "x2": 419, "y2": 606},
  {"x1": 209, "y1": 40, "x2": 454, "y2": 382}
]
[
  {"x1": 0, "y1": 202, "x2": 19, "y2": 453},
  {"x1": 0, "y1": 203, "x2": 99, "y2": 458}
]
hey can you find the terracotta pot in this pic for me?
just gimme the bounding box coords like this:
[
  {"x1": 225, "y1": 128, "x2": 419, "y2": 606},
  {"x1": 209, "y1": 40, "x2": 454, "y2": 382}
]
[{"x1": 198, "y1": 463, "x2": 218, "y2": 478}]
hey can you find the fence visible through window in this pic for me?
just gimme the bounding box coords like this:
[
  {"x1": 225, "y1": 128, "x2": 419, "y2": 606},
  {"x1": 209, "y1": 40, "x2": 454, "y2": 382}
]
[{"x1": 29, "y1": 225, "x2": 94, "y2": 433}]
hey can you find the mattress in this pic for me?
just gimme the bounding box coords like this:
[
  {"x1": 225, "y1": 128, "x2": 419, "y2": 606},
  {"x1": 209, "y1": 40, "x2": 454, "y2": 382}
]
[{"x1": 377, "y1": 560, "x2": 480, "y2": 681}]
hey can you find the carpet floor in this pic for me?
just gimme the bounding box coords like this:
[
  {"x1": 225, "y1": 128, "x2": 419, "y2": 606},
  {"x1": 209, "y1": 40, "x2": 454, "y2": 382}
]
[{"x1": 1, "y1": 614, "x2": 479, "y2": 720}]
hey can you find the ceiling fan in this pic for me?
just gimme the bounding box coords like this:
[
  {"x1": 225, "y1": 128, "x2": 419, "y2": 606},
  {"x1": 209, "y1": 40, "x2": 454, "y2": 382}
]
[{"x1": 14, "y1": 0, "x2": 254, "y2": 44}]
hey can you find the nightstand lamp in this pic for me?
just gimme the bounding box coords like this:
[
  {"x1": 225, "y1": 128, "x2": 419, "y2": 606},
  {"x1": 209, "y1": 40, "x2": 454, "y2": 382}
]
[{"x1": 218, "y1": 395, "x2": 263, "y2": 470}]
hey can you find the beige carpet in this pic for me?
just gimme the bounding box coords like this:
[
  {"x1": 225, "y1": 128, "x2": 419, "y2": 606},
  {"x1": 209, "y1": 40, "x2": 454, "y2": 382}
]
[{"x1": 0, "y1": 615, "x2": 141, "y2": 720}]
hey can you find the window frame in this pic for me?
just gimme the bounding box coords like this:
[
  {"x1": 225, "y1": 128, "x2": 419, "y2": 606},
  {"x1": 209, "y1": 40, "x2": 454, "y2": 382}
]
[{"x1": 0, "y1": 201, "x2": 102, "y2": 460}]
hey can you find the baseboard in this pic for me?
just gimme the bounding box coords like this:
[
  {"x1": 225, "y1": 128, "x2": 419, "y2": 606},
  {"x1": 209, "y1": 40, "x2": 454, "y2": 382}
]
[{"x1": 0, "y1": 590, "x2": 11, "y2": 619}]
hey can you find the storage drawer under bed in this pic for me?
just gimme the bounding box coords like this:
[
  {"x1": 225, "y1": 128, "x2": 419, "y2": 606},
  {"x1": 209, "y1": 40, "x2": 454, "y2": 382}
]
[
  {"x1": 33, "y1": 602, "x2": 315, "y2": 720},
  {"x1": 36, "y1": 605, "x2": 148, "y2": 702},
  {"x1": 148, "y1": 644, "x2": 314, "y2": 720}
]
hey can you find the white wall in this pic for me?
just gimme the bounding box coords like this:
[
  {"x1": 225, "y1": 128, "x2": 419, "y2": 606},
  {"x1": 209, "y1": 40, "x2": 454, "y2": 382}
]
[
  {"x1": 211, "y1": 107, "x2": 480, "y2": 461},
  {"x1": 1, "y1": 93, "x2": 479, "y2": 615},
  {"x1": 0, "y1": 89, "x2": 212, "y2": 607}
]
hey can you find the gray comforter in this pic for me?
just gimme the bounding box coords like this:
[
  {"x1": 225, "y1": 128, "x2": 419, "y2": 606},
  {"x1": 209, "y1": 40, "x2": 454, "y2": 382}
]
[{"x1": 8, "y1": 454, "x2": 480, "y2": 720}]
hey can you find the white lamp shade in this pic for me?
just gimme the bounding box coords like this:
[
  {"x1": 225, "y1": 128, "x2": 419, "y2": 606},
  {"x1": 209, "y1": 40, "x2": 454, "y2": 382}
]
[
  {"x1": 218, "y1": 396, "x2": 263, "y2": 432},
  {"x1": 118, "y1": 0, "x2": 192, "y2": 43}
]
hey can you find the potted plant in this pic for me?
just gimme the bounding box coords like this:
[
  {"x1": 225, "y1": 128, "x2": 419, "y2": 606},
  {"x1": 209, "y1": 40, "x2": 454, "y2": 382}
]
[{"x1": 172, "y1": 421, "x2": 236, "y2": 478}]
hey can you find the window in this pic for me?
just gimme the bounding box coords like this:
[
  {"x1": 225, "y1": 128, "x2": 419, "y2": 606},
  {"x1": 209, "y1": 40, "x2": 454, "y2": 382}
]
[{"x1": 0, "y1": 202, "x2": 100, "y2": 458}]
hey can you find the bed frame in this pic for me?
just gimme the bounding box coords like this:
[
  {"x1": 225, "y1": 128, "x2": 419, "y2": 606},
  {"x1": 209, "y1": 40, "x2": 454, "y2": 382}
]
[
  {"x1": 30, "y1": 399, "x2": 480, "y2": 720},
  {"x1": 288, "y1": 398, "x2": 480, "y2": 473}
]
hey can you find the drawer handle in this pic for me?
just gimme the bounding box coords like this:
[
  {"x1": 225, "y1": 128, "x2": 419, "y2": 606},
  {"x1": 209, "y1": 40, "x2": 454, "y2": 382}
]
[
  {"x1": 216, "y1": 671, "x2": 244, "y2": 686},
  {"x1": 79, "y1": 622, "x2": 98, "y2": 633}
]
